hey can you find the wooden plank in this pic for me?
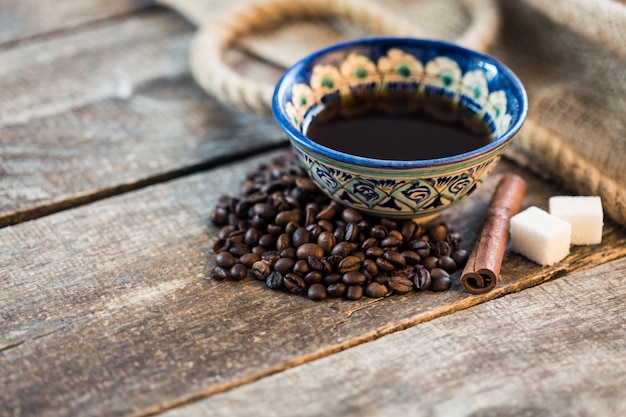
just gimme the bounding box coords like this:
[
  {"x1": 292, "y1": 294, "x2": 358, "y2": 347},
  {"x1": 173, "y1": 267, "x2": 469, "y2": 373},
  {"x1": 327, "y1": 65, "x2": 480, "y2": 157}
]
[
  {"x1": 0, "y1": 0, "x2": 154, "y2": 45},
  {"x1": 1, "y1": 150, "x2": 625, "y2": 417},
  {"x1": 162, "y1": 256, "x2": 626, "y2": 417},
  {"x1": 0, "y1": 9, "x2": 282, "y2": 227}
]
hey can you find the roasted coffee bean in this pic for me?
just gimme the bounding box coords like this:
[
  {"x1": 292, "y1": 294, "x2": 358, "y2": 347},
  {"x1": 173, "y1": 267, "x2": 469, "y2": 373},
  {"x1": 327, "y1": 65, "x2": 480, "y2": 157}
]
[
  {"x1": 258, "y1": 233, "x2": 276, "y2": 248},
  {"x1": 365, "y1": 282, "x2": 388, "y2": 298},
  {"x1": 266, "y1": 224, "x2": 284, "y2": 236},
  {"x1": 304, "y1": 271, "x2": 323, "y2": 285},
  {"x1": 227, "y1": 229, "x2": 246, "y2": 244},
  {"x1": 210, "y1": 206, "x2": 229, "y2": 226},
  {"x1": 331, "y1": 241, "x2": 354, "y2": 257},
  {"x1": 365, "y1": 246, "x2": 384, "y2": 258},
  {"x1": 413, "y1": 267, "x2": 431, "y2": 291},
  {"x1": 251, "y1": 260, "x2": 271, "y2": 280},
  {"x1": 252, "y1": 245, "x2": 266, "y2": 256},
  {"x1": 266, "y1": 270, "x2": 283, "y2": 289},
  {"x1": 219, "y1": 225, "x2": 236, "y2": 239},
  {"x1": 285, "y1": 221, "x2": 300, "y2": 235},
  {"x1": 438, "y1": 255, "x2": 457, "y2": 273},
  {"x1": 323, "y1": 272, "x2": 343, "y2": 285},
  {"x1": 305, "y1": 203, "x2": 320, "y2": 226},
  {"x1": 261, "y1": 250, "x2": 281, "y2": 264},
  {"x1": 296, "y1": 243, "x2": 324, "y2": 260},
  {"x1": 388, "y1": 276, "x2": 413, "y2": 294},
  {"x1": 274, "y1": 257, "x2": 296, "y2": 274},
  {"x1": 276, "y1": 233, "x2": 292, "y2": 252},
  {"x1": 432, "y1": 241, "x2": 452, "y2": 257},
  {"x1": 375, "y1": 257, "x2": 395, "y2": 273},
  {"x1": 227, "y1": 213, "x2": 239, "y2": 227},
  {"x1": 276, "y1": 209, "x2": 303, "y2": 226},
  {"x1": 307, "y1": 255, "x2": 326, "y2": 272},
  {"x1": 209, "y1": 266, "x2": 228, "y2": 281},
  {"x1": 338, "y1": 256, "x2": 362, "y2": 273},
  {"x1": 423, "y1": 256, "x2": 439, "y2": 270},
  {"x1": 216, "y1": 251, "x2": 236, "y2": 269},
  {"x1": 235, "y1": 200, "x2": 251, "y2": 217},
  {"x1": 317, "y1": 231, "x2": 336, "y2": 254},
  {"x1": 246, "y1": 190, "x2": 268, "y2": 204},
  {"x1": 400, "y1": 220, "x2": 418, "y2": 243},
  {"x1": 430, "y1": 268, "x2": 451, "y2": 291},
  {"x1": 212, "y1": 238, "x2": 228, "y2": 253},
  {"x1": 327, "y1": 283, "x2": 346, "y2": 297},
  {"x1": 316, "y1": 203, "x2": 337, "y2": 220},
  {"x1": 394, "y1": 265, "x2": 416, "y2": 280},
  {"x1": 244, "y1": 228, "x2": 260, "y2": 246},
  {"x1": 228, "y1": 242, "x2": 251, "y2": 257},
  {"x1": 380, "y1": 218, "x2": 397, "y2": 231},
  {"x1": 428, "y1": 224, "x2": 448, "y2": 242},
  {"x1": 249, "y1": 214, "x2": 266, "y2": 230},
  {"x1": 280, "y1": 247, "x2": 297, "y2": 259},
  {"x1": 342, "y1": 271, "x2": 367, "y2": 286},
  {"x1": 381, "y1": 234, "x2": 402, "y2": 248},
  {"x1": 374, "y1": 274, "x2": 390, "y2": 285},
  {"x1": 410, "y1": 240, "x2": 431, "y2": 258},
  {"x1": 345, "y1": 285, "x2": 363, "y2": 300},
  {"x1": 447, "y1": 232, "x2": 462, "y2": 250},
  {"x1": 333, "y1": 225, "x2": 346, "y2": 241},
  {"x1": 363, "y1": 258, "x2": 379, "y2": 276},
  {"x1": 344, "y1": 222, "x2": 360, "y2": 242},
  {"x1": 296, "y1": 176, "x2": 317, "y2": 191},
  {"x1": 342, "y1": 208, "x2": 363, "y2": 223},
  {"x1": 352, "y1": 251, "x2": 366, "y2": 262},
  {"x1": 361, "y1": 237, "x2": 378, "y2": 251},
  {"x1": 451, "y1": 249, "x2": 469, "y2": 266},
  {"x1": 239, "y1": 252, "x2": 261, "y2": 268},
  {"x1": 229, "y1": 263, "x2": 248, "y2": 281},
  {"x1": 326, "y1": 255, "x2": 343, "y2": 271},
  {"x1": 369, "y1": 224, "x2": 388, "y2": 239},
  {"x1": 317, "y1": 219, "x2": 334, "y2": 233},
  {"x1": 401, "y1": 250, "x2": 421, "y2": 265},
  {"x1": 293, "y1": 259, "x2": 311, "y2": 276},
  {"x1": 292, "y1": 227, "x2": 311, "y2": 248},
  {"x1": 307, "y1": 283, "x2": 327, "y2": 301},
  {"x1": 383, "y1": 250, "x2": 406, "y2": 267},
  {"x1": 253, "y1": 203, "x2": 276, "y2": 221},
  {"x1": 306, "y1": 223, "x2": 324, "y2": 238},
  {"x1": 283, "y1": 273, "x2": 306, "y2": 294}
]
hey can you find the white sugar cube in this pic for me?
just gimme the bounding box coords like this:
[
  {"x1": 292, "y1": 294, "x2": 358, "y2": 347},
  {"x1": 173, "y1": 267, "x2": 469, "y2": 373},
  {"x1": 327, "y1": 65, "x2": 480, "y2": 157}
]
[
  {"x1": 510, "y1": 206, "x2": 571, "y2": 266},
  {"x1": 549, "y1": 196, "x2": 603, "y2": 245}
]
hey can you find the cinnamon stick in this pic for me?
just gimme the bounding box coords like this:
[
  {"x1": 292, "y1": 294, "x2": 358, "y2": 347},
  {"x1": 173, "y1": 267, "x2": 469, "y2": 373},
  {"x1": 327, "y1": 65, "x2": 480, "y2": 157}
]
[{"x1": 461, "y1": 174, "x2": 527, "y2": 294}]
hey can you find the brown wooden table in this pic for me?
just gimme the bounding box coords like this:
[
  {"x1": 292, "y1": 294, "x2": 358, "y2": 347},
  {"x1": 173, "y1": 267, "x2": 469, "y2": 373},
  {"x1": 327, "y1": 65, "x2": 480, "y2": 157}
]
[{"x1": 1, "y1": 3, "x2": 625, "y2": 416}]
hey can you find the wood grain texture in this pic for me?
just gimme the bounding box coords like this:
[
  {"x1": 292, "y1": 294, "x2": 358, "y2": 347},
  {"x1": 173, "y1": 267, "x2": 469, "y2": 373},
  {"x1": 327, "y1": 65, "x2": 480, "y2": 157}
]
[
  {"x1": 1, "y1": 150, "x2": 625, "y2": 417},
  {"x1": 0, "y1": 0, "x2": 154, "y2": 45},
  {"x1": 162, "y1": 256, "x2": 626, "y2": 417},
  {"x1": 0, "y1": 9, "x2": 282, "y2": 227}
]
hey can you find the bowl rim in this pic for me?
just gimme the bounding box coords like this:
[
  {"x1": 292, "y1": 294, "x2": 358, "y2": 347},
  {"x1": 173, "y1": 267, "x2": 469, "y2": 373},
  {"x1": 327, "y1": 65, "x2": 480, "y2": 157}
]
[{"x1": 272, "y1": 36, "x2": 528, "y2": 170}]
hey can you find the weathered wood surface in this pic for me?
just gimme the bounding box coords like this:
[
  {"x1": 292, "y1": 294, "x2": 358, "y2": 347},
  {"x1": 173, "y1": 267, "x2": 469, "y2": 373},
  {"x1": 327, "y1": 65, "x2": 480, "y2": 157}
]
[
  {"x1": 1, "y1": 150, "x2": 625, "y2": 417},
  {"x1": 162, "y1": 256, "x2": 626, "y2": 417},
  {"x1": 0, "y1": 8, "x2": 282, "y2": 227},
  {"x1": 2, "y1": 3, "x2": 626, "y2": 417},
  {"x1": 0, "y1": 0, "x2": 154, "y2": 45}
]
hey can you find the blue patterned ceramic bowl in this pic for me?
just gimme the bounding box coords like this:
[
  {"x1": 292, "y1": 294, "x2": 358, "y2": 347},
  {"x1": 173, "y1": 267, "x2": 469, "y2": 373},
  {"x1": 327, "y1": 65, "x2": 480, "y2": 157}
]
[{"x1": 272, "y1": 37, "x2": 527, "y2": 221}]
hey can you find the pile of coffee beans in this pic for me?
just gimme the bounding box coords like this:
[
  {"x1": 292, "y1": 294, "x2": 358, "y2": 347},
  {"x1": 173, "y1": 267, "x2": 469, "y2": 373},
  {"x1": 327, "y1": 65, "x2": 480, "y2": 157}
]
[{"x1": 208, "y1": 151, "x2": 468, "y2": 301}]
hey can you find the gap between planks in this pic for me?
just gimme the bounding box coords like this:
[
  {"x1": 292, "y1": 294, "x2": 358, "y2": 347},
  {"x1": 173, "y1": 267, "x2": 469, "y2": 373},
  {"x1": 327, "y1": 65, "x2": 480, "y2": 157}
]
[{"x1": 0, "y1": 141, "x2": 287, "y2": 229}]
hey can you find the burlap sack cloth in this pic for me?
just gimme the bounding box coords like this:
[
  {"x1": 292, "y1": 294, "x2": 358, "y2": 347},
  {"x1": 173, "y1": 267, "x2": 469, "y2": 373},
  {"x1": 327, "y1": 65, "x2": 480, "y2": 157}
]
[{"x1": 159, "y1": 0, "x2": 626, "y2": 228}]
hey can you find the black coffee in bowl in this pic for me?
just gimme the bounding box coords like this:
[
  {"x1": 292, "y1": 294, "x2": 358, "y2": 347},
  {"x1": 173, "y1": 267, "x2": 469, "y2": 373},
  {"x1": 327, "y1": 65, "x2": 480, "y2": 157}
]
[{"x1": 304, "y1": 100, "x2": 492, "y2": 160}]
